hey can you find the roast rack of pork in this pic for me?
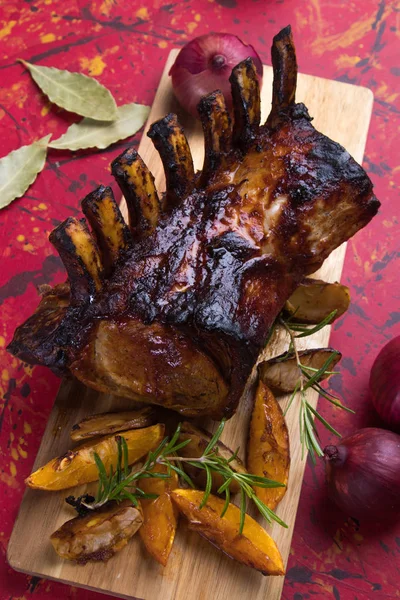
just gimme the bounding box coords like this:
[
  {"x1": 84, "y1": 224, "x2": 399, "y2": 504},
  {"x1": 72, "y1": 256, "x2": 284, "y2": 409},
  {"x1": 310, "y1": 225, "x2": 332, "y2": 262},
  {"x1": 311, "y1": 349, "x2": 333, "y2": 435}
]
[{"x1": 8, "y1": 27, "x2": 379, "y2": 419}]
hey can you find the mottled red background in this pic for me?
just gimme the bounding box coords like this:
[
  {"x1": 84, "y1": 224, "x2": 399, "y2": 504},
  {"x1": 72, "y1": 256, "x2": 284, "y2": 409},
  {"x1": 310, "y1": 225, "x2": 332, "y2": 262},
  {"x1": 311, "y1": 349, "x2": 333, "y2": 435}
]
[{"x1": 0, "y1": 0, "x2": 399, "y2": 598}]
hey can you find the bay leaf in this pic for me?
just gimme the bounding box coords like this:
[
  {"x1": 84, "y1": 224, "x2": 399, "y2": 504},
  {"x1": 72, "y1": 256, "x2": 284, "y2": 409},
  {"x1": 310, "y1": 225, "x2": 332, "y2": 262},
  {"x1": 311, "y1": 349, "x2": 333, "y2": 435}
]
[
  {"x1": 0, "y1": 135, "x2": 51, "y2": 210},
  {"x1": 49, "y1": 102, "x2": 150, "y2": 151},
  {"x1": 20, "y1": 59, "x2": 118, "y2": 121}
]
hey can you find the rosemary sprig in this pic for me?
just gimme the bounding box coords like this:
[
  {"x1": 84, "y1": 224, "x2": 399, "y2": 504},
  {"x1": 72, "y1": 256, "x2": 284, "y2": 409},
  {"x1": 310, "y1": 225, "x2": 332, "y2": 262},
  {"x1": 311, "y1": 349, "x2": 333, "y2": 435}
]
[
  {"x1": 279, "y1": 313, "x2": 353, "y2": 462},
  {"x1": 67, "y1": 421, "x2": 287, "y2": 534}
]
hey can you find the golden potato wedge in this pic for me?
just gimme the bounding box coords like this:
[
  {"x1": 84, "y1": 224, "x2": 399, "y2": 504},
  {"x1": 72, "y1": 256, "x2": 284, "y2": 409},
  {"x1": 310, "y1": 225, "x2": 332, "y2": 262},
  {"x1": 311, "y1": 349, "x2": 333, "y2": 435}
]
[
  {"x1": 247, "y1": 380, "x2": 289, "y2": 510},
  {"x1": 70, "y1": 407, "x2": 157, "y2": 442},
  {"x1": 285, "y1": 278, "x2": 350, "y2": 323},
  {"x1": 50, "y1": 499, "x2": 142, "y2": 564},
  {"x1": 259, "y1": 348, "x2": 341, "y2": 394},
  {"x1": 26, "y1": 424, "x2": 165, "y2": 491},
  {"x1": 138, "y1": 464, "x2": 179, "y2": 566},
  {"x1": 178, "y1": 422, "x2": 247, "y2": 494},
  {"x1": 171, "y1": 489, "x2": 284, "y2": 575}
]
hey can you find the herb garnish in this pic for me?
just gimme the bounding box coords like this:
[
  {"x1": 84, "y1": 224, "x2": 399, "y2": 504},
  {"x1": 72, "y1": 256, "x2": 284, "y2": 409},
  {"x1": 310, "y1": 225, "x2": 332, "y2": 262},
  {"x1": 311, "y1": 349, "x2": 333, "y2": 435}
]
[
  {"x1": 67, "y1": 421, "x2": 287, "y2": 534},
  {"x1": 279, "y1": 311, "x2": 354, "y2": 462}
]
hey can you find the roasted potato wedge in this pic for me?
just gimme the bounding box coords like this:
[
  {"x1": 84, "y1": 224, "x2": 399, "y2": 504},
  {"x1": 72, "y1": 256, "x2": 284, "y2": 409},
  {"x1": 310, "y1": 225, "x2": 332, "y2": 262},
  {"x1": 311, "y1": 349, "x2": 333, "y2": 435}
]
[
  {"x1": 26, "y1": 424, "x2": 165, "y2": 491},
  {"x1": 178, "y1": 422, "x2": 247, "y2": 493},
  {"x1": 259, "y1": 348, "x2": 341, "y2": 394},
  {"x1": 171, "y1": 489, "x2": 284, "y2": 575},
  {"x1": 247, "y1": 380, "x2": 289, "y2": 510},
  {"x1": 70, "y1": 407, "x2": 157, "y2": 441},
  {"x1": 285, "y1": 278, "x2": 350, "y2": 323},
  {"x1": 50, "y1": 500, "x2": 142, "y2": 564},
  {"x1": 138, "y1": 464, "x2": 179, "y2": 566}
]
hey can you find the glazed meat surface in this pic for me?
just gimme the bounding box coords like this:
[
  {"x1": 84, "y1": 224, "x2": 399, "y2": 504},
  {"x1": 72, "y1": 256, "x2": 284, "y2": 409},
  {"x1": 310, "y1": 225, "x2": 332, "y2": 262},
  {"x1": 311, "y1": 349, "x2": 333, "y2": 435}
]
[{"x1": 8, "y1": 27, "x2": 379, "y2": 419}]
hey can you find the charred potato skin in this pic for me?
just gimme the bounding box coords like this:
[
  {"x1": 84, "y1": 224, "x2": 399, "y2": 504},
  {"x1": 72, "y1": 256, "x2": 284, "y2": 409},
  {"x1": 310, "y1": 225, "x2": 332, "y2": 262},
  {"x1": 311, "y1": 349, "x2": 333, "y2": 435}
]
[
  {"x1": 50, "y1": 500, "x2": 143, "y2": 564},
  {"x1": 247, "y1": 380, "x2": 290, "y2": 510},
  {"x1": 178, "y1": 422, "x2": 247, "y2": 494},
  {"x1": 70, "y1": 407, "x2": 157, "y2": 442},
  {"x1": 26, "y1": 424, "x2": 165, "y2": 491},
  {"x1": 258, "y1": 348, "x2": 342, "y2": 394},
  {"x1": 139, "y1": 464, "x2": 179, "y2": 566},
  {"x1": 285, "y1": 278, "x2": 350, "y2": 324},
  {"x1": 171, "y1": 489, "x2": 284, "y2": 576}
]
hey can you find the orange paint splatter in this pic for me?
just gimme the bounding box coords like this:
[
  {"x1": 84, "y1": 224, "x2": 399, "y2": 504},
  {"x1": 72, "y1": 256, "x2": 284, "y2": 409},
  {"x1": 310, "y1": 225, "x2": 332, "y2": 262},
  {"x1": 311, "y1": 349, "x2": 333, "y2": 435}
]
[
  {"x1": 40, "y1": 33, "x2": 56, "y2": 43},
  {"x1": 18, "y1": 445, "x2": 28, "y2": 459},
  {"x1": 136, "y1": 7, "x2": 149, "y2": 20},
  {"x1": 99, "y1": 0, "x2": 116, "y2": 16},
  {"x1": 335, "y1": 54, "x2": 361, "y2": 69},
  {"x1": 0, "y1": 20, "x2": 17, "y2": 41},
  {"x1": 311, "y1": 5, "x2": 392, "y2": 55},
  {"x1": 80, "y1": 55, "x2": 106, "y2": 77},
  {"x1": 187, "y1": 22, "x2": 198, "y2": 34}
]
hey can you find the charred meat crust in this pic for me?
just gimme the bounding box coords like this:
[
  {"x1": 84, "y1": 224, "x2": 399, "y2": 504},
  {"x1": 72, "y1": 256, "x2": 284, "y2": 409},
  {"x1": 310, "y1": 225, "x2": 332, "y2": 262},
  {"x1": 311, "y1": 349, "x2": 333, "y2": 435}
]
[{"x1": 8, "y1": 26, "x2": 380, "y2": 420}]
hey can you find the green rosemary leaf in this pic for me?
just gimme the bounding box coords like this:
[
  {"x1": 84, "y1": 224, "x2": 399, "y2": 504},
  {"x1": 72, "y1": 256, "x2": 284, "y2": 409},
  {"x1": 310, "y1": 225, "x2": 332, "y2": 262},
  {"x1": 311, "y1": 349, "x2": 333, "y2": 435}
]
[
  {"x1": 283, "y1": 381, "x2": 300, "y2": 416},
  {"x1": 235, "y1": 473, "x2": 283, "y2": 488},
  {"x1": 134, "y1": 490, "x2": 158, "y2": 500},
  {"x1": 217, "y1": 477, "x2": 232, "y2": 495},
  {"x1": 123, "y1": 490, "x2": 139, "y2": 506},
  {"x1": 245, "y1": 475, "x2": 285, "y2": 488},
  {"x1": 166, "y1": 439, "x2": 192, "y2": 454},
  {"x1": 311, "y1": 381, "x2": 356, "y2": 413},
  {"x1": 303, "y1": 351, "x2": 340, "y2": 391},
  {"x1": 164, "y1": 423, "x2": 182, "y2": 454},
  {"x1": 301, "y1": 365, "x2": 339, "y2": 375},
  {"x1": 299, "y1": 396, "x2": 306, "y2": 461},
  {"x1": 292, "y1": 310, "x2": 337, "y2": 337},
  {"x1": 227, "y1": 447, "x2": 240, "y2": 463},
  {"x1": 93, "y1": 452, "x2": 108, "y2": 501},
  {"x1": 239, "y1": 487, "x2": 246, "y2": 535},
  {"x1": 252, "y1": 496, "x2": 288, "y2": 528},
  {"x1": 303, "y1": 407, "x2": 323, "y2": 457},
  {"x1": 116, "y1": 436, "x2": 123, "y2": 480},
  {"x1": 167, "y1": 463, "x2": 196, "y2": 488},
  {"x1": 324, "y1": 395, "x2": 356, "y2": 413},
  {"x1": 153, "y1": 436, "x2": 170, "y2": 459},
  {"x1": 220, "y1": 488, "x2": 230, "y2": 518},
  {"x1": 203, "y1": 419, "x2": 226, "y2": 455},
  {"x1": 122, "y1": 436, "x2": 129, "y2": 478},
  {"x1": 200, "y1": 465, "x2": 213, "y2": 509},
  {"x1": 306, "y1": 402, "x2": 341, "y2": 437}
]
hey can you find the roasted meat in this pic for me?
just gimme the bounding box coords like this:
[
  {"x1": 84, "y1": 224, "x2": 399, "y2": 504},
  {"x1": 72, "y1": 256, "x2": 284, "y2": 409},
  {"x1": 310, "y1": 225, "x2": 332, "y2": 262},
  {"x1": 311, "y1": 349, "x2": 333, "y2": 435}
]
[{"x1": 8, "y1": 27, "x2": 379, "y2": 419}]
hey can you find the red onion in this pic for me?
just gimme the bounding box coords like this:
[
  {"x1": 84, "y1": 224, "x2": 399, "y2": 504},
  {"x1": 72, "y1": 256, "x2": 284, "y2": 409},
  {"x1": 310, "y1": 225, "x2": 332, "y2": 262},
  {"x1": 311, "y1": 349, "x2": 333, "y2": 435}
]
[
  {"x1": 169, "y1": 33, "x2": 263, "y2": 118},
  {"x1": 323, "y1": 428, "x2": 400, "y2": 521},
  {"x1": 370, "y1": 335, "x2": 400, "y2": 429}
]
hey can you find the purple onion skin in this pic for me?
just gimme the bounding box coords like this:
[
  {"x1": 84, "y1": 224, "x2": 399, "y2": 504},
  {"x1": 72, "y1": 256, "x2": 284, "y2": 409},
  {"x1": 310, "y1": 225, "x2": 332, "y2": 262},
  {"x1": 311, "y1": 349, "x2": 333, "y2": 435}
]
[
  {"x1": 169, "y1": 33, "x2": 263, "y2": 118},
  {"x1": 370, "y1": 335, "x2": 400, "y2": 429},
  {"x1": 324, "y1": 428, "x2": 400, "y2": 521}
]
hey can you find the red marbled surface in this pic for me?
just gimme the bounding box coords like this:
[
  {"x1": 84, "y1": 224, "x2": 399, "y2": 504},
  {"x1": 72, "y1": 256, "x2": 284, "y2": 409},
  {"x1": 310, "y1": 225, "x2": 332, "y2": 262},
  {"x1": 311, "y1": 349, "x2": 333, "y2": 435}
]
[{"x1": 0, "y1": 1, "x2": 399, "y2": 598}]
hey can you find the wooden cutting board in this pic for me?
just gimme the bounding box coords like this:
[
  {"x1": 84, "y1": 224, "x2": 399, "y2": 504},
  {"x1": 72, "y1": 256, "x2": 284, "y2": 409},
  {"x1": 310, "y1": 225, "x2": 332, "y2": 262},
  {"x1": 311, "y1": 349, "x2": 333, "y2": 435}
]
[{"x1": 7, "y1": 50, "x2": 374, "y2": 600}]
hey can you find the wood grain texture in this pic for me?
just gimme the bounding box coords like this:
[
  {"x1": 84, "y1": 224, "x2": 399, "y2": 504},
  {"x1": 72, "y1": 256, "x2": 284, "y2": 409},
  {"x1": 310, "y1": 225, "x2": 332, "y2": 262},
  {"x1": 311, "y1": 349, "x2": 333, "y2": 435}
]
[{"x1": 7, "y1": 50, "x2": 373, "y2": 600}]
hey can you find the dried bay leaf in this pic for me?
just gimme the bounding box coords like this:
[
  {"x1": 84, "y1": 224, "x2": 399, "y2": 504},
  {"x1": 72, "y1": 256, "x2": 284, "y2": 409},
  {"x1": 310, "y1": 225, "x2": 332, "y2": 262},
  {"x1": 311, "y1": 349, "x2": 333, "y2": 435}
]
[
  {"x1": 19, "y1": 60, "x2": 118, "y2": 121},
  {"x1": 49, "y1": 102, "x2": 150, "y2": 151},
  {"x1": 0, "y1": 135, "x2": 51, "y2": 210}
]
